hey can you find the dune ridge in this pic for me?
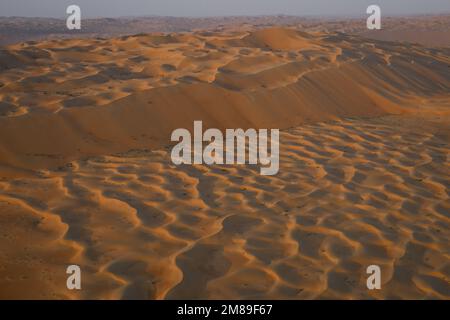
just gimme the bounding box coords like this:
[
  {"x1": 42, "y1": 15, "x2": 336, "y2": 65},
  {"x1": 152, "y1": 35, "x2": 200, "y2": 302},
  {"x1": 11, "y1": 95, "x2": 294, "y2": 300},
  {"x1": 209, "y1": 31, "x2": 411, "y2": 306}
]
[{"x1": 0, "y1": 28, "x2": 449, "y2": 176}]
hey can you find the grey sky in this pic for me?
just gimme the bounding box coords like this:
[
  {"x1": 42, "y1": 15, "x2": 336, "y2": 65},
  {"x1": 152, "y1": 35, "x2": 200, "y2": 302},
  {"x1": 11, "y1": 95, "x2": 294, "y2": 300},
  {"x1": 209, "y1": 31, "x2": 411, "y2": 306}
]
[{"x1": 1, "y1": 0, "x2": 449, "y2": 18}]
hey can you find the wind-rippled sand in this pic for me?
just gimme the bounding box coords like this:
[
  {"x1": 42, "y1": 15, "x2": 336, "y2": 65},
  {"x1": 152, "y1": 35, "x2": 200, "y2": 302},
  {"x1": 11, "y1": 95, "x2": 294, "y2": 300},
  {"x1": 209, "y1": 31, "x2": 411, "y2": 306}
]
[
  {"x1": 0, "y1": 27, "x2": 449, "y2": 299},
  {"x1": 0, "y1": 115, "x2": 449, "y2": 299}
]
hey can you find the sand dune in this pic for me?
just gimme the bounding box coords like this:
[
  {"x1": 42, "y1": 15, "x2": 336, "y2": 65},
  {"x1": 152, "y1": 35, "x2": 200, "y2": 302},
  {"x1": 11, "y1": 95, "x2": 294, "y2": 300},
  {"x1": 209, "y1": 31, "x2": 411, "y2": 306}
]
[
  {"x1": 0, "y1": 28, "x2": 449, "y2": 176},
  {"x1": 0, "y1": 115, "x2": 448, "y2": 299},
  {"x1": 1, "y1": 15, "x2": 449, "y2": 47},
  {"x1": 0, "y1": 26, "x2": 449, "y2": 299}
]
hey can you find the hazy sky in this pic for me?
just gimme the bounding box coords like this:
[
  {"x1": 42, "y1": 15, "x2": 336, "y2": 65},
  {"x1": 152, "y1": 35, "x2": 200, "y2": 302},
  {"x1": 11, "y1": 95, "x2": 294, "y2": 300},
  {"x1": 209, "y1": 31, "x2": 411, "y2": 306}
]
[{"x1": 1, "y1": 0, "x2": 449, "y2": 18}]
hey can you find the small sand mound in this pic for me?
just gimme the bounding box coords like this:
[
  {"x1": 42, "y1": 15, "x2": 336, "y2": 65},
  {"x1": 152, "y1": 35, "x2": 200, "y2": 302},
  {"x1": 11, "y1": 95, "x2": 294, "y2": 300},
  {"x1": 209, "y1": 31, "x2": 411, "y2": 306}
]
[
  {"x1": 240, "y1": 27, "x2": 315, "y2": 50},
  {"x1": 0, "y1": 50, "x2": 30, "y2": 71},
  {"x1": 0, "y1": 101, "x2": 27, "y2": 117}
]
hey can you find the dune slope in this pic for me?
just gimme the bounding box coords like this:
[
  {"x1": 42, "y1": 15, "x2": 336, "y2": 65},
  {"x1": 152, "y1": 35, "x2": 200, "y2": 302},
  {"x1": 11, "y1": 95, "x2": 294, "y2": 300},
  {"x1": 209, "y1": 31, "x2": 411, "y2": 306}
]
[{"x1": 0, "y1": 28, "x2": 449, "y2": 176}]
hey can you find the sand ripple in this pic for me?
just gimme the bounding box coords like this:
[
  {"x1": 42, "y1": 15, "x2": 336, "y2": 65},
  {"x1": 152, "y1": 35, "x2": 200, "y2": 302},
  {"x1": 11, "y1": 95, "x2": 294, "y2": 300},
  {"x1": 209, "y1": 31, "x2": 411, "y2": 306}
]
[{"x1": 0, "y1": 115, "x2": 448, "y2": 299}]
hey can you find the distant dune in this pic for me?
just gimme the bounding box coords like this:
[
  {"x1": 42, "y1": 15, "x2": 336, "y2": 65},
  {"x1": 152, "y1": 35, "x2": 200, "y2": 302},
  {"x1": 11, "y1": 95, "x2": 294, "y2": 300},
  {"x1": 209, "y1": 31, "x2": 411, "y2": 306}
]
[
  {"x1": 1, "y1": 14, "x2": 450, "y2": 47},
  {"x1": 0, "y1": 23, "x2": 449, "y2": 299}
]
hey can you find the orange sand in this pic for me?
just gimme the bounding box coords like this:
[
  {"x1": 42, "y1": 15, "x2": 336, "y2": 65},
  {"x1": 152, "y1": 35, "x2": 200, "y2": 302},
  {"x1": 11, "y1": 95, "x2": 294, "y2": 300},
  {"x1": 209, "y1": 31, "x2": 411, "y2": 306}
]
[{"x1": 0, "y1": 27, "x2": 449, "y2": 299}]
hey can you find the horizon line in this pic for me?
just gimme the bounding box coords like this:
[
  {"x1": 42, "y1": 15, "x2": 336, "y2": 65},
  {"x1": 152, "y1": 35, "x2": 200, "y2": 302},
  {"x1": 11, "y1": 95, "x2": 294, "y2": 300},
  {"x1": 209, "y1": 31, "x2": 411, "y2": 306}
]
[{"x1": 1, "y1": 12, "x2": 450, "y2": 20}]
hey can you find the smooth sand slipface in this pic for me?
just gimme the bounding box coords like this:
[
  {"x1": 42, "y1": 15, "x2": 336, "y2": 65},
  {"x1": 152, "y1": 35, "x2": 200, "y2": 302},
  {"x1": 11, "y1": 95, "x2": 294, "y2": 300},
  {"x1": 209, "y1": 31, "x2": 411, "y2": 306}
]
[{"x1": 0, "y1": 27, "x2": 449, "y2": 299}]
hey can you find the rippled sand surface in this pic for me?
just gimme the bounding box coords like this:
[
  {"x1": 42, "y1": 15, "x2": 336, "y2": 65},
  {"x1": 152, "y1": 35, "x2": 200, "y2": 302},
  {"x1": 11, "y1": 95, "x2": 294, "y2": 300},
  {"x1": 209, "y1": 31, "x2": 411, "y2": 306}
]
[{"x1": 0, "y1": 115, "x2": 448, "y2": 299}]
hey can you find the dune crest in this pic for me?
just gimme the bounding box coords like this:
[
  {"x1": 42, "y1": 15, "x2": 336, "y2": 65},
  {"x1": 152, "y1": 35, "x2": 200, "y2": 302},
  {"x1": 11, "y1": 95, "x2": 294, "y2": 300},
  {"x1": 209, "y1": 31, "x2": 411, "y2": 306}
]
[{"x1": 0, "y1": 28, "x2": 449, "y2": 176}]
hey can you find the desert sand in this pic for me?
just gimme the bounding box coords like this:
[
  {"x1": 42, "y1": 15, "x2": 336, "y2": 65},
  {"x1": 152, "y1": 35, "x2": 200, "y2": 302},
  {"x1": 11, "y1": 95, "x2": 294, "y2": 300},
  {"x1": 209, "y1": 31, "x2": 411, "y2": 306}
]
[
  {"x1": 2, "y1": 14, "x2": 450, "y2": 47},
  {"x1": 0, "y1": 24, "x2": 449, "y2": 299}
]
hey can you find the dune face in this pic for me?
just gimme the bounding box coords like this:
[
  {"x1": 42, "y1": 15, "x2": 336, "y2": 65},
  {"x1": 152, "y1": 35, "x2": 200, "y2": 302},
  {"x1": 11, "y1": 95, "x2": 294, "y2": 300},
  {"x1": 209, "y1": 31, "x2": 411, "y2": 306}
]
[
  {"x1": 0, "y1": 25, "x2": 449, "y2": 300},
  {"x1": 0, "y1": 28, "x2": 449, "y2": 176}
]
